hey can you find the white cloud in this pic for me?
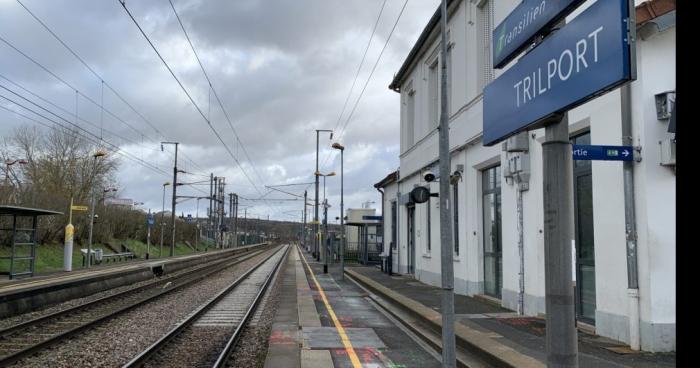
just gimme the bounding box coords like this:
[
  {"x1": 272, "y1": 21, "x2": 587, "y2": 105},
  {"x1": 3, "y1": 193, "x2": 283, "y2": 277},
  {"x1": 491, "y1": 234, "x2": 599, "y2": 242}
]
[{"x1": 0, "y1": 0, "x2": 440, "y2": 220}]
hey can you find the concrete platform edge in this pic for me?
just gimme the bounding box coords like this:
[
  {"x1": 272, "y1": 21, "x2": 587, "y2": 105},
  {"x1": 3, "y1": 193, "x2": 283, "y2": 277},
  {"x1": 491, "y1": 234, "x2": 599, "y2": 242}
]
[
  {"x1": 345, "y1": 268, "x2": 544, "y2": 368},
  {"x1": 0, "y1": 243, "x2": 269, "y2": 318}
]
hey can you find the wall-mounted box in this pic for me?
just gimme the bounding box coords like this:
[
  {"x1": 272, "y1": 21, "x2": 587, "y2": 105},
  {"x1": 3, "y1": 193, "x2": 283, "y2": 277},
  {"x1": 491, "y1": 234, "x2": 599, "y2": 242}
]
[
  {"x1": 655, "y1": 91, "x2": 675, "y2": 120},
  {"x1": 659, "y1": 138, "x2": 676, "y2": 166},
  {"x1": 506, "y1": 132, "x2": 529, "y2": 152}
]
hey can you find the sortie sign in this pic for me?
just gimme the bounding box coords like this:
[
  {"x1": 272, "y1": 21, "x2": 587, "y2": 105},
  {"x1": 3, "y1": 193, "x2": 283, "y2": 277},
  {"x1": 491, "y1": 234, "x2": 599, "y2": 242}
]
[
  {"x1": 493, "y1": 0, "x2": 585, "y2": 69},
  {"x1": 572, "y1": 145, "x2": 634, "y2": 161},
  {"x1": 483, "y1": 0, "x2": 635, "y2": 146}
]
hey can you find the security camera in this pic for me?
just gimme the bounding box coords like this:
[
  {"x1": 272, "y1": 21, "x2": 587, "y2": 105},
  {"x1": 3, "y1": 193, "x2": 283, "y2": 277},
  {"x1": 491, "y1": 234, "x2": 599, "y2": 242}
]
[{"x1": 424, "y1": 170, "x2": 436, "y2": 182}]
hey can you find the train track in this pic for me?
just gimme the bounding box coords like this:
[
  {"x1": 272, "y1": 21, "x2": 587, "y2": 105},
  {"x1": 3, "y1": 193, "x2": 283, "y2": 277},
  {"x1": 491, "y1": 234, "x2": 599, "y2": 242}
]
[
  {"x1": 0, "y1": 244, "x2": 276, "y2": 367},
  {"x1": 123, "y1": 244, "x2": 289, "y2": 368}
]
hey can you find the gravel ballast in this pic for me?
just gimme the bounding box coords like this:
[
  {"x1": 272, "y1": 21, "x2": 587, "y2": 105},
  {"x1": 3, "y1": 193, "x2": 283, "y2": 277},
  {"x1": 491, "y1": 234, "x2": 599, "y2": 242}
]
[{"x1": 9, "y1": 245, "x2": 283, "y2": 368}]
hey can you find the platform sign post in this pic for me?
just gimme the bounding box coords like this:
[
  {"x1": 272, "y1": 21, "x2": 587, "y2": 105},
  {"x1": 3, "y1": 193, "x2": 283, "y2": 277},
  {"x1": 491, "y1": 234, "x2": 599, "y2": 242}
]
[
  {"x1": 64, "y1": 198, "x2": 74, "y2": 272},
  {"x1": 146, "y1": 210, "x2": 155, "y2": 259}
]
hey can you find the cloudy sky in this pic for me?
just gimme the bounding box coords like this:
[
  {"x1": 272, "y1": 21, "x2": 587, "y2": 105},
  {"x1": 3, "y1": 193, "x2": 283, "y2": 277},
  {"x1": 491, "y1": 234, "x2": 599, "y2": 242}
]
[{"x1": 0, "y1": 0, "x2": 439, "y2": 222}]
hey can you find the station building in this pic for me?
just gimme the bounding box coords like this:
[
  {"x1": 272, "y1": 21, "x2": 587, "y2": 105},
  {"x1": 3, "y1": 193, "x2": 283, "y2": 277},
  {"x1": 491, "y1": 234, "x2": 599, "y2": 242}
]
[{"x1": 377, "y1": 0, "x2": 675, "y2": 352}]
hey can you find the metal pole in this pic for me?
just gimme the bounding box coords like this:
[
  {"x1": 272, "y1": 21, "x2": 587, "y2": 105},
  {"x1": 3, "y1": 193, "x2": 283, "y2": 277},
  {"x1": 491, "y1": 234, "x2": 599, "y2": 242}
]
[
  {"x1": 621, "y1": 81, "x2": 641, "y2": 350},
  {"x1": 542, "y1": 114, "x2": 578, "y2": 367},
  {"x1": 303, "y1": 190, "x2": 308, "y2": 251},
  {"x1": 87, "y1": 187, "x2": 96, "y2": 268},
  {"x1": 160, "y1": 184, "x2": 166, "y2": 257},
  {"x1": 340, "y1": 149, "x2": 344, "y2": 280},
  {"x1": 196, "y1": 198, "x2": 200, "y2": 246},
  {"x1": 209, "y1": 173, "x2": 213, "y2": 242},
  {"x1": 323, "y1": 198, "x2": 328, "y2": 273},
  {"x1": 170, "y1": 143, "x2": 179, "y2": 257},
  {"x1": 64, "y1": 197, "x2": 74, "y2": 272},
  {"x1": 315, "y1": 130, "x2": 320, "y2": 261},
  {"x1": 438, "y1": 0, "x2": 456, "y2": 366},
  {"x1": 322, "y1": 175, "x2": 328, "y2": 272}
]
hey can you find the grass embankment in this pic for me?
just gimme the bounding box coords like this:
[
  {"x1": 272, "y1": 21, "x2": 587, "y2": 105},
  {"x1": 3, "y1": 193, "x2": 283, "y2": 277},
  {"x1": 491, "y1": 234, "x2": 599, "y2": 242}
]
[{"x1": 0, "y1": 238, "x2": 212, "y2": 275}]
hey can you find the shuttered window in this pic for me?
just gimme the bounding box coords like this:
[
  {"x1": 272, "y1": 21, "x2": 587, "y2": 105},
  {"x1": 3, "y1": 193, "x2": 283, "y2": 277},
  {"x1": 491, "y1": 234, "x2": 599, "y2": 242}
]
[{"x1": 477, "y1": 0, "x2": 494, "y2": 91}]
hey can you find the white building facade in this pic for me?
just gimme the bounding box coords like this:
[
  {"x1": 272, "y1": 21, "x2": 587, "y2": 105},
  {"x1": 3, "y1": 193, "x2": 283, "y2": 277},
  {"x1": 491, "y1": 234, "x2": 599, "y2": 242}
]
[{"x1": 379, "y1": 0, "x2": 675, "y2": 352}]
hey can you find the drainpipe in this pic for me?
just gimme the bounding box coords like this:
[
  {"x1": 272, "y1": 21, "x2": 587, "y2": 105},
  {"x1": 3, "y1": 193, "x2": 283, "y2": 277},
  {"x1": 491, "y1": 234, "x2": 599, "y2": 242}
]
[
  {"x1": 622, "y1": 83, "x2": 640, "y2": 350},
  {"x1": 376, "y1": 186, "x2": 386, "y2": 273},
  {"x1": 396, "y1": 189, "x2": 401, "y2": 275},
  {"x1": 515, "y1": 177, "x2": 526, "y2": 315}
]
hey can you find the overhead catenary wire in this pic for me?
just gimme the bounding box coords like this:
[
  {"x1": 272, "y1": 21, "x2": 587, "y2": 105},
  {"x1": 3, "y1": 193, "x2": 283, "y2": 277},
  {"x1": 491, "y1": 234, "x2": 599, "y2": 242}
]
[
  {"x1": 1, "y1": 94, "x2": 210, "y2": 201},
  {"x1": 167, "y1": 0, "x2": 281, "y2": 215},
  {"x1": 330, "y1": 0, "x2": 388, "y2": 135},
  {"x1": 117, "y1": 0, "x2": 274, "y2": 217},
  {"x1": 16, "y1": 0, "x2": 204, "y2": 174},
  {"x1": 319, "y1": 0, "x2": 409, "y2": 172},
  {"x1": 0, "y1": 94, "x2": 170, "y2": 178},
  {"x1": 13, "y1": 0, "x2": 206, "y2": 174}
]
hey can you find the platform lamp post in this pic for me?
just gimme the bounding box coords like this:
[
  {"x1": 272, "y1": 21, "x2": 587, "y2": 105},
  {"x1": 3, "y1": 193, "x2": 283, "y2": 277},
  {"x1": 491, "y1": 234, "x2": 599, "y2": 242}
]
[
  {"x1": 160, "y1": 181, "x2": 171, "y2": 258},
  {"x1": 317, "y1": 171, "x2": 335, "y2": 273},
  {"x1": 313, "y1": 129, "x2": 333, "y2": 261},
  {"x1": 331, "y1": 142, "x2": 344, "y2": 279},
  {"x1": 86, "y1": 149, "x2": 107, "y2": 268},
  {"x1": 4, "y1": 159, "x2": 28, "y2": 186},
  {"x1": 161, "y1": 141, "x2": 180, "y2": 257}
]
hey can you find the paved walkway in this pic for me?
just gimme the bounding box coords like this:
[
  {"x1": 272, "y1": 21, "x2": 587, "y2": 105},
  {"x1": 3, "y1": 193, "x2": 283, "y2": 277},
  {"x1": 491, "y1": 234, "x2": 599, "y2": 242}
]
[
  {"x1": 266, "y1": 245, "x2": 442, "y2": 367},
  {"x1": 348, "y1": 265, "x2": 676, "y2": 367}
]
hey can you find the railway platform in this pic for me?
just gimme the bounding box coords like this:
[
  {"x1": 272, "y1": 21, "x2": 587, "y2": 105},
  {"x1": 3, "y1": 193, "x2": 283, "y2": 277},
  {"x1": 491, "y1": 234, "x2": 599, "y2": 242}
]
[
  {"x1": 0, "y1": 243, "x2": 268, "y2": 318},
  {"x1": 344, "y1": 264, "x2": 677, "y2": 368},
  {"x1": 264, "y1": 245, "x2": 442, "y2": 368}
]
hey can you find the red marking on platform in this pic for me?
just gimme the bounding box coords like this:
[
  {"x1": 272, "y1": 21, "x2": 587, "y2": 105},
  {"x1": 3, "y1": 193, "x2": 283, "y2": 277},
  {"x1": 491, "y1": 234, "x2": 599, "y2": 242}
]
[
  {"x1": 358, "y1": 348, "x2": 381, "y2": 364},
  {"x1": 268, "y1": 329, "x2": 296, "y2": 345},
  {"x1": 338, "y1": 316, "x2": 353, "y2": 328}
]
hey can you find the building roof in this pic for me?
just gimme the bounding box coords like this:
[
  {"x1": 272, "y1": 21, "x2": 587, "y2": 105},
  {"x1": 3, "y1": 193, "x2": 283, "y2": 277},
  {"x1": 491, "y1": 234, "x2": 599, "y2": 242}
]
[
  {"x1": 374, "y1": 170, "x2": 398, "y2": 189},
  {"x1": 636, "y1": 0, "x2": 675, "y2": 27},
  {"x1": 389, "y1": 0, "x2": 674, "y2": 91},
  {"x1": 0, "y1": 205, "x2": 63, "y2": 216},
  {"x1": 388, "y1": 0, "x2": 456, "y2": 92}
]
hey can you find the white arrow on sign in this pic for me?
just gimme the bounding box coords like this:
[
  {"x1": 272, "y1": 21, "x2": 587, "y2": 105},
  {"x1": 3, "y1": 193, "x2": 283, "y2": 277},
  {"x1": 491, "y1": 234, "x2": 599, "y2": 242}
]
[{"x1": 622, "y1": 150, "x2": 630, "y2": 157}]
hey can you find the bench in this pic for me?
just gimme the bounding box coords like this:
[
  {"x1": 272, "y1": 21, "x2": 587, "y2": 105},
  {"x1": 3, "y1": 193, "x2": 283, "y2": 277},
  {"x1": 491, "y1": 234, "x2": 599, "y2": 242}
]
[{"x1": 81, "y1": 249, "x2": 135, "y2": 266}]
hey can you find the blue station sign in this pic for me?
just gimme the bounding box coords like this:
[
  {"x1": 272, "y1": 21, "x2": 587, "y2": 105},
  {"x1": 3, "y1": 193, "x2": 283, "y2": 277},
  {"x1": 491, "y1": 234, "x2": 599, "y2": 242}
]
[
  {"x1": 147, "y1": 213, "x2": 155, "y2": 227},
  {"x1": 483, "y1": 0, "x2": 635, "y2": 146},
  {"x1": 572, "y1": 145, "x2": 634, "y2": 161},
  {"x1": 493, "y1": 0, "x2": 586, "y2": 69}
]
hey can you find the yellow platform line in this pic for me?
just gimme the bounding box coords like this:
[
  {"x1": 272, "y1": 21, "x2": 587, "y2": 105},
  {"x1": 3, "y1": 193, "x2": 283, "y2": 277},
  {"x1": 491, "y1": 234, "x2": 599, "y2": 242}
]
[{"x1": 298, "y1": 245, "x2": 363, "y2": 368}]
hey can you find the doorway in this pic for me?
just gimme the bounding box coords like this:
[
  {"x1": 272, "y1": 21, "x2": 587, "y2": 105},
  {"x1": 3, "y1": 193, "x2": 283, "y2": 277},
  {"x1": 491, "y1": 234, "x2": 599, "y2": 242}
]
[
  {"x1": 572, "y1": 132, "x2": 596, "y2": 323},
  {"x1": 407, "y1": 204, "x2": 416, "y2": 275},
  {"x1": 482, "y1": 165, "x2": 502, "y2": 298}
]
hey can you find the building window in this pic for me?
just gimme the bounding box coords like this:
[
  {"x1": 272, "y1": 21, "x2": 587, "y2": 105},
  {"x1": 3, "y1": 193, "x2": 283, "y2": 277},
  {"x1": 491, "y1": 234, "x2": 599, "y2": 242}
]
[
  {"x1": 453, "y1": 182, "x2": 459, "y2": 255},
  {"x1": 428, "y1": 59, "x2": 439, "y2": 130},
  {"x1": 391, "y1": 201, "x2": 397, "y2": 250},
  {"x1": 477, "y1": 0, "x2": 494, "y2": 91},
  {"x1": 406, "y1": 87, "x2": 415, "y2": 147},
  {"x1": 482, "y1": 165, "x2": 502, "y2": 298}
]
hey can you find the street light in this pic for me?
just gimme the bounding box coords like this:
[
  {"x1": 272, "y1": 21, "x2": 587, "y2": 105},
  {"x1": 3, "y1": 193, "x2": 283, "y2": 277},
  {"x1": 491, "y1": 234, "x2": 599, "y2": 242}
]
[
  {"x1": 160, "y1": 181, "x2": 171, "y2": 258},
  {"x1": 316, "y1": 171, "x2": 335, "y2": 273},
  {"x1": 313, "y1": 129, "x2": 333, "y2": 261},
  {"x1": 87, "y1": 150, "x2": 107, "y2": 268},
  {"x1": 332, "y1": 142, "x2": 345, "y2": 279},
  {"x1": 161, "y1": 141, "x2": 179, "y2": 257},
  {"x1": 4, "y1": 159, "x2": 28, "y2": 186}
]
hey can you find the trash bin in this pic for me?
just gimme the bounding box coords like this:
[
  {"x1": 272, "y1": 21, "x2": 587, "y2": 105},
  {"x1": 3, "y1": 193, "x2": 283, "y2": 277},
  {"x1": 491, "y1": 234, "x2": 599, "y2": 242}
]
[{"x1": 94, "y1": 248, "x2": 103, "y2": 263}]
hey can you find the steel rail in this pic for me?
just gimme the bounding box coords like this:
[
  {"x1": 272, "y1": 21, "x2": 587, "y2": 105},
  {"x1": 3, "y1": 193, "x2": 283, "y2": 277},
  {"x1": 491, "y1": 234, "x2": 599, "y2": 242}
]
[
  {"x1": 212, "y1": 244, "x2": 288, "y2": 367},
  {"x1": 122, "y1": 244, "x2": 289, "y2": 368},
  {"x1": 0, "y1": 244, "x2": 275, "y2": 367}
]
